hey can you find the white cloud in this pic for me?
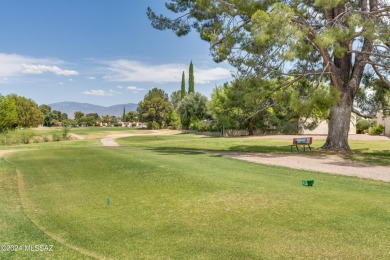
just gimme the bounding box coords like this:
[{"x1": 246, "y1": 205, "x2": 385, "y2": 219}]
[
  {"x1": 87, "y1": 76, "x2": 96, "y2": 80},
  {"x1": 22, "y1": 64, "x2": 78, "y2": 76},
  {"x1": 82, "y1": 89, "x2": 106, "y2": 96},
  {"x1": 103, "y1": 59, "x2": 231, "y2": 84},
  {"x1": 0, "y1": 53, "x2": 78, "y2": 79},
  {"x1": 82, "y1": 89, "x2": 121, "y2": 96},
  {"x1": 127, "y1": 86, "x2": 145, "y2": 91},
  {"x1": 109, "y1": 89, "x2": 122, "y2": 95},
  {"x1": 194, "y1": 67, "x2": 232, "y2": 84}
]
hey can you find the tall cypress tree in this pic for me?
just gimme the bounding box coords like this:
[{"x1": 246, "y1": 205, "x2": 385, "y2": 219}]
[
  {"x1": 181, "y1": 71, "x2": 186, "y2": 99},
  {"x1": 188, "y1": 61, "x2": 194, "y2": 93},
  {"x1": 122, "y1": 106, "x2": 126, "y2": 122}
]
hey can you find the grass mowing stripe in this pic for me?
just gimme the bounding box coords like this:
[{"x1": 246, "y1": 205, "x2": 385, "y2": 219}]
[
  {"x1": 0, "y1": 157, "x2": 90, "y2": 259},
  {"x1": 15, "y1": 169, "x2": 107, "y2": 259},
  {"x1": 7, "y1": 143, "x2": 390, "y2": 259}
]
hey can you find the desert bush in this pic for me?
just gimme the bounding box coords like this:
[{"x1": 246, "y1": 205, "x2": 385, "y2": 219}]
[
  {"x1": 189, "y1": 120, "x2": 220, "y2": 132},
  {"x1": 19, "y1": 130, "x2": 34, "y2": 144},
  {"x1": 371, "y1": 124, "x2": 385, "y2": 135},
  {"x1": 52, "y1": 134, "x2": 61, "y2": 142},
  {"x1": 147, "y1": 121, "x2": 160, "y2": 130},
  {"x1": 62, "y1": 126, "x2": 70, "y2": 139},
  {"x1": 356, "y1": 119, "x2": 371, "y2": 134}
]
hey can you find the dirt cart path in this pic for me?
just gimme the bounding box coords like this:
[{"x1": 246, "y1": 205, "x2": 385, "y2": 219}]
[
  {"x1": 100, "y1": 130, "x2": 178, "y2": 147},
  {"x1": 221, "y1": 152, "x2": 390, "y2": 182}
]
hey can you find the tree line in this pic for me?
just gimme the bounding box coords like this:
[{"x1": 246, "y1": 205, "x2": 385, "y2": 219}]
[
  {"x1": 2, "y1": 55, "x2": 386, "y2": 137},
  {"x1": 0, "y1": 93, "x2": 141, "y2": 132}
]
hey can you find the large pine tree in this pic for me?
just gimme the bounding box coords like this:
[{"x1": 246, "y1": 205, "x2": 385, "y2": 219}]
[{"x1": 148, "y1": 0, "x2": 390, "y2": 151}]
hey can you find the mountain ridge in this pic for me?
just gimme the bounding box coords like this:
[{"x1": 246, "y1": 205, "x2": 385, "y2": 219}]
[{"x1": 49, "y1": 101, "x2": 138, "y2": 118}]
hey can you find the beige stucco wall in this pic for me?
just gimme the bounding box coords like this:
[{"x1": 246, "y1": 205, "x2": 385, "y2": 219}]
[
  {"x1": 302, "y1": 114, "x2": 357, "y2": 135},
  {"x1": 377, "y1": 114, "x2": 390, "y2": 136}
]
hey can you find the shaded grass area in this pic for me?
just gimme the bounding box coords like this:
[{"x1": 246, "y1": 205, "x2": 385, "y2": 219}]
[
  {"x1": 6, "y1": 140, "x2": 390, "y2": 259},
  {"x1": 118, "y1": 134, "x2": 390, "y2": 164}
]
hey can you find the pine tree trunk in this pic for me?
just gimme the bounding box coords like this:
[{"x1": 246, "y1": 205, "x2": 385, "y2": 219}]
[{"x1": 321, "y1": 91, "x2": 352, "y2": 150}]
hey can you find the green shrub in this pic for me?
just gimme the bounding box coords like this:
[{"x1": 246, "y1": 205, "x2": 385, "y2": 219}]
[
  {"x1": 356, "y1": 119, "x2": 371, "y2": 134},
  {"x1": 62, "y1": 126, "x2": 70, "y2": 139},
  {"x1": 371, "y1": 124, "x2": 384, "y2": 135},
  {"x1": 0, "y1": 130, "x2": 37, "y2": 145},
  {"x1": 189, "y1": 120, "x2": 221, "y2": 132},
  {"x1": 52, "y1": 134, "x2": 61, "y2": 142},
  {"x1": 278, "y1": 122, "x2": 299, "y2": 134},
  {"x1": 147, "y1": 121, "x2": 160, "y2": 130}
]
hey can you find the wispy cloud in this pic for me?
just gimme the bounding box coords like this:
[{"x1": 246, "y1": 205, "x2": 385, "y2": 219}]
[
  {"x1": 82, "y1": 89, "x2": 122, "y2": 96},
  {"x1": 22, "y1": 64, "x2": 78, "y2": 76},
  {"x1": 87, "y1": 76, "x2": 96, "y2": 80},
  {"x1": 102, "y1": 59, "x2": 231, "y2": 84},
  {"x1": 0, "y1": 53, "x2": 78, "y2": 80},
  {"x1": 127, "y1": 86, "x2": 145, "y2": 91},
  {"x1": 194, "y1": 67, "x2": 232, "y2": 84}
]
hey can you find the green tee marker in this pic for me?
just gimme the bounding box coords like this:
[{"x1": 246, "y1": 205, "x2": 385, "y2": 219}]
[{"x1": 106, "y1": 196, "x2": 111, "y2": 206}]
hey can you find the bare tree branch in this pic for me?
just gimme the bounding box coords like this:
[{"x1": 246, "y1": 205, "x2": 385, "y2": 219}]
[
  {"x1": 370, "y1": 61, "x2": 390, "y2": 89},
  {"x1": 348, "y1": 50, "x2": 390, "y2": 59},
  {"x1": 352, "y1": 107, "x2": 376, "y2": 118},
  {"x1": 354, "y1": 6, "x2": 390, "y2": 15},
  {"x1": 367, "y1": 60, "x2": 390, "y2": 69}
]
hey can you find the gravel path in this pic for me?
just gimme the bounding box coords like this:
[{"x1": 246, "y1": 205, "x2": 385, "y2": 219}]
[
  {"x1": 69, "y1": 133, "x2": 85, "y2": 140},
  {"x1": 221, "y1": 152, "x2": 390, "y2": 182},
  {"x1": 100, "y1": 137, "x2": 121, "y2": 147},
  {"x1": 100, "y1": 130, "x2": 175, "y2": 147}
]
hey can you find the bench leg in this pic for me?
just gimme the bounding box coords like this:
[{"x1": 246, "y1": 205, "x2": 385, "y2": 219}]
[
  {"x1": 296, "y1": 145, "x2": 299, "y2": 151},
  {"x1": 308, "y1": 145, "x2": 311, "y2": 151}
]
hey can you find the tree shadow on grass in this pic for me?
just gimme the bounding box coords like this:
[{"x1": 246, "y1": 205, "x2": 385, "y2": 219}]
[
  {"x1": 147, "y1": 145, "x2": 390, "y2": 167},
  {"x1": 344, "y1": 149, "x2": 390, "y2": 165},
  {"x1": 227, "y1": 145, "x2": 295, "y2": 153},
  {"x1": 147, "y1": 147, "x2": 213, "y2": 156},
  {"x1": 147, "y1": 145, "x2": 312, "y2": 157},
  {"x1": 148, "y1": 145, "x2": 293, "y2": 154}
]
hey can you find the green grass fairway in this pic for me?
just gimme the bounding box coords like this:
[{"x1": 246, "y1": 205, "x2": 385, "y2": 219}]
[
  {"x1": 3, "y1": 134, "x2": 390, "y2": 259},
  {"x1": 117, "y1": 134, "x2": 390, "y2": 164}
]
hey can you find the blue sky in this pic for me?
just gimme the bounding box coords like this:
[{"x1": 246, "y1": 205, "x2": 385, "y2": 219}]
[{"x1": 0, "y1": 0, "x2": 232, "y2": 106}]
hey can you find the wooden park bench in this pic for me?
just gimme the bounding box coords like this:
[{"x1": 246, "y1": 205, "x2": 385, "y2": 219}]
[{"x1": 290, "y1": 137, "x2": 312, "y2": 152}]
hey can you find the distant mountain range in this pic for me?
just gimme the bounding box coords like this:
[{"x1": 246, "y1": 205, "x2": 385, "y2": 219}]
[{"x1": 49, "y1": 102, "x2": 138, "y2": 118}]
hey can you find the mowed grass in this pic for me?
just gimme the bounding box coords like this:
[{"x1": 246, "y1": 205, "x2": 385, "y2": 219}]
[
  {"x1": 0, "y1": 157, "x2": 91, "y2": 259},
  {"x1": 117, "y1": 134, "x2": 390, "y2": 164},
  {"x1": 4, "y1": 134, "x2": 390, "y2": 259}
]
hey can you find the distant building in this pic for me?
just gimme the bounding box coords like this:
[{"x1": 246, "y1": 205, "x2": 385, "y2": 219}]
[
  {"x1": 301, "y1": 114, "x2": 356, "y2": 135},
  {"x1": 376, "y1": 113, "x2": 390, "y2": 136}
]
